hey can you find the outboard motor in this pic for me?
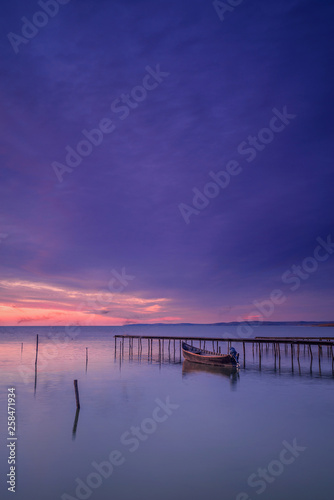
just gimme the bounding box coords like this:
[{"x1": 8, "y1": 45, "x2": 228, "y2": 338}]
[{"x1": 230, "y1": 346, "x2": 239, "y2": 365}]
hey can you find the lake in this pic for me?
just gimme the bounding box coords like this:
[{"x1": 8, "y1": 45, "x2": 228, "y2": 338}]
[{"x1": 0, "y1": 325, "x2": 333, "y2": 500}]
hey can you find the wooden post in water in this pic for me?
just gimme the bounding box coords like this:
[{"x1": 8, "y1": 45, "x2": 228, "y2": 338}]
[
  {"x1": 86, "y1": 348, "x2": 88, "y2": 371},
  {"x1": 35, "y1": 334, "x2": 39, "y2": 366},
  {"x1": 318, "y1": 344, "x2": 322, "y2": 375},
  {"x1": 243, "y1": 342, "x2": 246, "y2": 367},
  {"x1": 34, "y1": 334, "x2": 39, "y2": 394},
  {"x1": 258, "y1": 342, "x2": 261, "y2": 370},
  {"x1": 74, "y1": 380, "x2": 80, "y2": 409},
  {"x1": 309, "y1": 345, "x2": 313, "y2": 373},
  {"x1": 291, "y1": 343, "x2": 294, "y2": 372}
]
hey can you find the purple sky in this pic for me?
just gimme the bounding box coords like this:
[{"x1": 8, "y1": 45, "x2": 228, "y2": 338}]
[{"x1": 0, "y1": 0, "x2": 333, "y2": 325}]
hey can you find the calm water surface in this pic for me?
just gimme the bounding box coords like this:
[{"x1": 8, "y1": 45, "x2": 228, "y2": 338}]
[{"x1": 0, "y1": 325, "x2": 333, "y2": 500}]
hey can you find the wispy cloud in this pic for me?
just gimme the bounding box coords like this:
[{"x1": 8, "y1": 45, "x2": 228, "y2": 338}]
[{"x1": 0, "y1": 278, "x2": 172, "y2": 325}]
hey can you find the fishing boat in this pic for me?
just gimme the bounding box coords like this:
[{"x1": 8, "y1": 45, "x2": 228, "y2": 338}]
[{"x1": 182, "y1": 341, "x2": 239, "y2": 367}]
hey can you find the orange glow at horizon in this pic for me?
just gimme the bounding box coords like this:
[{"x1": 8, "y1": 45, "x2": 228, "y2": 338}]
[{"x1": 0, "y1": 279, "x2": 182, "y2": 326}]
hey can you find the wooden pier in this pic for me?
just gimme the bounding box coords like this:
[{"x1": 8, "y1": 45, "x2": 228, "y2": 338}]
[{"x1": 114, "y1": 335, "x2": 334, "y2": 375}]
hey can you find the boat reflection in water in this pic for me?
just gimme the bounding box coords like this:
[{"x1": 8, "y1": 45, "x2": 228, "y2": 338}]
[{"x1": 182, "y1": 360, "x2": 240, "y2": 386}]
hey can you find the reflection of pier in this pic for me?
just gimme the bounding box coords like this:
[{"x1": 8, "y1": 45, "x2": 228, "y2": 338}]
[{"x1": 114, "y1": 335, "x2": 334, "y2": 375}]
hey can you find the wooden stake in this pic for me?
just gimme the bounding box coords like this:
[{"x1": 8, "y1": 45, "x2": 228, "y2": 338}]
[
  {"x1": 291, "y1": 343, "x2": 294, "y2": 372},
  {"x1": 74, "y1": 380, "x2": 80, "y2": 409},
  {"x1": 309, "y1": 344, "x2": 313, "y2": 361},
  {"x1": 35, "y1": 334, "x2": 39, "y2": 366},
  {"x1": 309, "y1": 345, "x2": 313, "y2": 373}
]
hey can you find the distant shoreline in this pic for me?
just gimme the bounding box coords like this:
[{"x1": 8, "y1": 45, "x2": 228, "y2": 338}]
[
  {"x1": 313, "y1": 323, "x2": 334, "y2": 327},
  {"x1": 1, "y1": 321, "x2": 334, "y2": 328}
]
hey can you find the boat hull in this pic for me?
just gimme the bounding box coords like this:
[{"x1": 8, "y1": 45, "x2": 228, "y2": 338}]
[{"x1": 182, "y1": 342, "x2": 238, "y2": 367}]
